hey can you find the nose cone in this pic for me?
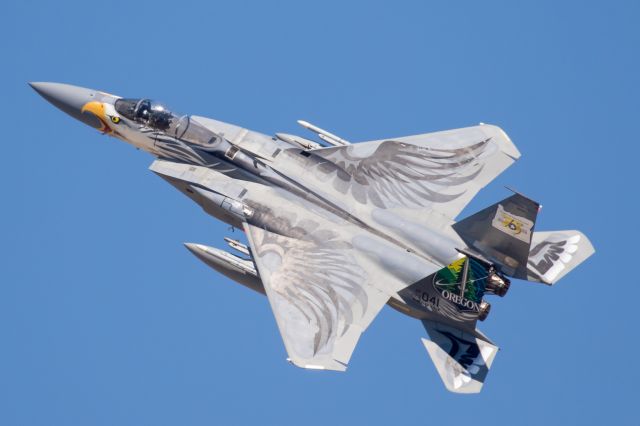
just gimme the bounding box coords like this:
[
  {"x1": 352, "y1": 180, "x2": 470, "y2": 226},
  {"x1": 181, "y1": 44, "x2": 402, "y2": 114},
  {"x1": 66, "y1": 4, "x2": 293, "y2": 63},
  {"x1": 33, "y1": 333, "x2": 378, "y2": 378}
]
[{"x1": 29, "y1": 82, "x2": 112, "y2": 129}]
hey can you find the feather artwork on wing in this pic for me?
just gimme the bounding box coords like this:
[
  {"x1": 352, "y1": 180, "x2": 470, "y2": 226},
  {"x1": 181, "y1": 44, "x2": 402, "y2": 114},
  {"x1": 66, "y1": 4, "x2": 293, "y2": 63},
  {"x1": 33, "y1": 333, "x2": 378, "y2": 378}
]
[{"x1": 311, "y1": 138, "x2": 494, "y2": 209}]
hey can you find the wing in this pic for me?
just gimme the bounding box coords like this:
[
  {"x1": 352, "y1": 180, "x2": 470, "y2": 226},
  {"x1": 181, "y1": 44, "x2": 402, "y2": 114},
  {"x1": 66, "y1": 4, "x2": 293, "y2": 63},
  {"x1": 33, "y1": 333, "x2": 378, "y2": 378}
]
[
  {"x1": 244, "y1": 222, "x2": 389, "y2": 371},
  {"x1": 309, "y1": 124, "x2": 519, "y2": 220}
]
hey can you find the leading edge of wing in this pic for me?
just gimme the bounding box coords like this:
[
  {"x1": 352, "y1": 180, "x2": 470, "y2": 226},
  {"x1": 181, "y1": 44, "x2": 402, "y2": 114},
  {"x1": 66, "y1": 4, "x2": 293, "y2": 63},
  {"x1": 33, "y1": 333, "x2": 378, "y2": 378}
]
[{"x1": 243, "y1": 222, "x2": 389, "y2": 371}]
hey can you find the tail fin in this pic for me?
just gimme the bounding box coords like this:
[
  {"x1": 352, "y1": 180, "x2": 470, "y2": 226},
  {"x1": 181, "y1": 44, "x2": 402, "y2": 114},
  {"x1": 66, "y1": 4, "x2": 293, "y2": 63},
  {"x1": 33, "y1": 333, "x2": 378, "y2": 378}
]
[
  {"x1": 452, "y1": 193, "x2": 540, "y2": 278},
  {"x1": 422, "y1": 320, "x2": 498, "y2": 394},
  {"x1": 525, "y1": 230, "x2": 594, "y2": 285}
]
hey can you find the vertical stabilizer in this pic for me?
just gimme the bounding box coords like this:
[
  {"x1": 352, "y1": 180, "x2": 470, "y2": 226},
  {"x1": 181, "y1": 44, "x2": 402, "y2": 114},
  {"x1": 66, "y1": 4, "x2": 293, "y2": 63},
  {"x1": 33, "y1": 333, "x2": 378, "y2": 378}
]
[{"x1": 452, "y1": 193, "x2": 540, "y2": 278}]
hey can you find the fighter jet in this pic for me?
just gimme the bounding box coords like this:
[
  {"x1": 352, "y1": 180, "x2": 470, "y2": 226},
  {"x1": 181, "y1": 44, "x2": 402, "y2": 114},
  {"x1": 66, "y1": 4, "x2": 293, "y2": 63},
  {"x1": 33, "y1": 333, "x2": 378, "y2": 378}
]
[{"x1": 30, "y1": 82, "x2": 594, "y2": 393}]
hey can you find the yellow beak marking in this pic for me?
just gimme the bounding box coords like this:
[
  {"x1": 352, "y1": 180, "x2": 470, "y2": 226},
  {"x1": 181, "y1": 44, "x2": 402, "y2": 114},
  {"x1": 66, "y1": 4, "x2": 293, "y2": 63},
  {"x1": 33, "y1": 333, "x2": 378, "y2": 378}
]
[{"x1": 81, "y1": 101, "x2": 112, "y2": 134}]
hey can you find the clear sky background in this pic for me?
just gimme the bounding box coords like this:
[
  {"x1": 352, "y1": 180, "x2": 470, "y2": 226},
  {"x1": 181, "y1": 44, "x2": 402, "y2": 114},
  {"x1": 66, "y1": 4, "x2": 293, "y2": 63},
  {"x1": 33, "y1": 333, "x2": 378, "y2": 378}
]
[{"x1": 2, "y1": 1, "x2": 638, "y2": 425}]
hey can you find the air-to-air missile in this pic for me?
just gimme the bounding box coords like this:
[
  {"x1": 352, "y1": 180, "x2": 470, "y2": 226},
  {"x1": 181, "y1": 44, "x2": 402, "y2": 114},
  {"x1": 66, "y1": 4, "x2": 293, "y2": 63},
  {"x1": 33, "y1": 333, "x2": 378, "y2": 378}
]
[
  {"x1": 296, "y1": 120, "x2": 351, "y2": 146},
  {"x1": 274, "y1": 133, "x2": 322, "y2": 150}
]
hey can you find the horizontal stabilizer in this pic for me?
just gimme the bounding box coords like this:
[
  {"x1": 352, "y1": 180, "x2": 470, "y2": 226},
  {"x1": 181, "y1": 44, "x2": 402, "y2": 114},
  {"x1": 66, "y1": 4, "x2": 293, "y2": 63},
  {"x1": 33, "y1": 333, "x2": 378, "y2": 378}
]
[
  {"x1": 526, "y1": 230, "x2": 595, "y2": 285},
  {"x1": 422, "y1": 320, "x2": 498, "y2": 393}
]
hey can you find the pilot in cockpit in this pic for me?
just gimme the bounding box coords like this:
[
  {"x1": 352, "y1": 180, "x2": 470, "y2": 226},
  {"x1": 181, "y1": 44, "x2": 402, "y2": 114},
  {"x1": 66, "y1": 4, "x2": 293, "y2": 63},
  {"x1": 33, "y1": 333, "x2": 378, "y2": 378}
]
[
  {"x1": 114, "y1": 98, "x2": 220, "y2": 148},
  {"x1": 115, "y1": 98, "x2": 173, "y2": 131}
]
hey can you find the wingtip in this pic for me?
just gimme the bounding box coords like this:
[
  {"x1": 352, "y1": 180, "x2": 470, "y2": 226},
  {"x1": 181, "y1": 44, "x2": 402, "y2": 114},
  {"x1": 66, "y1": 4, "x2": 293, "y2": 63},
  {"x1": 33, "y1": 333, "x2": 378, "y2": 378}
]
[{"x1": 480, "y1": 123, "x2": 521, "y2": 161}]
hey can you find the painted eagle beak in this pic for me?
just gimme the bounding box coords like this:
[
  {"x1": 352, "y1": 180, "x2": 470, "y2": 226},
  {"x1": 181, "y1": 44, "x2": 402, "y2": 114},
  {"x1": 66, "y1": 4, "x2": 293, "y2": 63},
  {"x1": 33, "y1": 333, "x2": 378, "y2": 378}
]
[
  {"x1": 81, "y1": 101, "x2": 105, "y2": 117},
  {"x1": 81, "y1": 101, "x2": 112, "y2": 134}
]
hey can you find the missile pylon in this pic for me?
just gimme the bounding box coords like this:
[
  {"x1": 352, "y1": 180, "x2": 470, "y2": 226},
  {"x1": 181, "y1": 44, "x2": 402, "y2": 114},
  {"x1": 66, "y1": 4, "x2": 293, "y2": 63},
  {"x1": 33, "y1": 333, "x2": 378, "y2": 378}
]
[{"x1": 224, "y1": 237, "x2": 250, "y2": 256}]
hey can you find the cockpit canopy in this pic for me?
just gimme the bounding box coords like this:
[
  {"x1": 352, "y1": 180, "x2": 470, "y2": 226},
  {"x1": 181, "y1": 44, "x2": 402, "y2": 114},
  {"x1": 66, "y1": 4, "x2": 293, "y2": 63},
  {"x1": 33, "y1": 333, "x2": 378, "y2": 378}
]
[
  {"x1": 115, "y1": 98, "x2": 174, "y2": 131},
  {"x1": 114, "y1": 98, "x2": 223, "y2": 148}
]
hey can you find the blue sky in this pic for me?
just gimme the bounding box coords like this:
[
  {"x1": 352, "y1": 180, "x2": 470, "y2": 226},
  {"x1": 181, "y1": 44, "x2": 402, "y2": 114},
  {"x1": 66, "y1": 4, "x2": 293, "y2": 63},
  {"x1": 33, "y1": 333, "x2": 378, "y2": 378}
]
[{"x1": 3, "y1": 1, "x2": 638, "y2": 424}]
